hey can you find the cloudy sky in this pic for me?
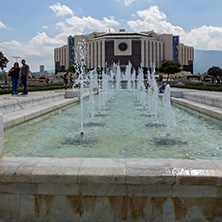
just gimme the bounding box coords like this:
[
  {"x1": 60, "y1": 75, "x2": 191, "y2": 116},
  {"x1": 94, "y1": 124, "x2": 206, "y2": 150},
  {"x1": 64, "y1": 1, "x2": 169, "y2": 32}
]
[{"x1": 0, "y1": 0, "x2": 222, "y2": 71}]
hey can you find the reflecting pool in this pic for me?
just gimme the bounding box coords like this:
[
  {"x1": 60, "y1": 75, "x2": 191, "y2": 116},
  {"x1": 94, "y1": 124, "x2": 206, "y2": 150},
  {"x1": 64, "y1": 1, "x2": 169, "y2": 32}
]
[{"x1": 4, "y1": 92, "x2": 222, "y2": 159}]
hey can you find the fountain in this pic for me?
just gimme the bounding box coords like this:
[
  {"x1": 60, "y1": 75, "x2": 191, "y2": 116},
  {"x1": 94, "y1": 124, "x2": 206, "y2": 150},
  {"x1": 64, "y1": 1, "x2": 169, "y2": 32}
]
[
  {"x1": 150, "y1": 63, "x2": 159, "y2": 122},
  {"x1": 2, "y1": 58, "x2": 222, "y2": 222},
  {"x1": 125, "y1": 61, "x2": 132, "y2": 91},
  {"x1": 72, "y1": 40, "x2": 88, "y2": 135},
  {"x1": 131, "y1": 68, "x2": 136, "y2": 97},
  {"x1": 163, "y1": 84, "x2": 175, "y2": 136},
  {"x1": 89, "y1": 69, "x2": 96, "y2": 120},
  {"x1": 115, "y1": 64, "x2": 121, "y2": 92},
  {"x1": 146, "y1": 68, "x2": 152, "y2": 115}
]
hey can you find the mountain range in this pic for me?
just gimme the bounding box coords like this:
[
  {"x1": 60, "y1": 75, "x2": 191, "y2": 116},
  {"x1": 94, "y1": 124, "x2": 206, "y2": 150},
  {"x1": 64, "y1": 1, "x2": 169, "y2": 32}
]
[{"x1": 194, "y1": 49, "x2": 222, "y2": 74}]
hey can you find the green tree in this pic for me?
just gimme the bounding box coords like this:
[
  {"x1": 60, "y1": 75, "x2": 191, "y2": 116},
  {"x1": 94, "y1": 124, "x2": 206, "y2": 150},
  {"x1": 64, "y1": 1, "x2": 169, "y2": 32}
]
[
  {"x1": 67, "y1": 62, "x2": 87, "y2": 75},
  {"x1": 0, "y1": 51, "x2": 9, "y2": 70},
  {"x1": 207, "y1": 66, "x2": 222, "y2": 77},
  {"x1": 67, "y1": 64, "x2": 75, "y2": 73},
  {"x1": 158, "y1": 60, "x2": 181, "y2": 81}
]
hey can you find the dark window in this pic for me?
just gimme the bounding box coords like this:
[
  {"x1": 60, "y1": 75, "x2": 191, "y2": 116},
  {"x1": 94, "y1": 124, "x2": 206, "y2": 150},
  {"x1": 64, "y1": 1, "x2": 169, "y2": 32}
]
[{"x1": 118, "y1": 42, "x2": 128, "y2": 51}]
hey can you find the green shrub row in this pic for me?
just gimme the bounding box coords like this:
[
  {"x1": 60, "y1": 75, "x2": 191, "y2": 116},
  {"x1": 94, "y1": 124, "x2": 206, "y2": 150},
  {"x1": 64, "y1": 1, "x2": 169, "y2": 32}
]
[
  {"x1": 0, "y1": 85, "x2": 65, "y2": 95},
  {"x1": 171, "y1": 85, "x2": 222, "y2": 92},
  {"x1": 184, "y1": 82, "x2": 222, "y2": 87},
  {"x1": 184, "y1": 82, "x2": 204, "y2": 86}
]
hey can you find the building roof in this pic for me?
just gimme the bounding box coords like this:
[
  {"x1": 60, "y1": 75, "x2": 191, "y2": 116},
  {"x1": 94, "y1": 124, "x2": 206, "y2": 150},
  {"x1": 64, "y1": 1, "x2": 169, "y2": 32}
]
[{"x1": 92, "y1": 32, "x2": 159, "y2": 40}]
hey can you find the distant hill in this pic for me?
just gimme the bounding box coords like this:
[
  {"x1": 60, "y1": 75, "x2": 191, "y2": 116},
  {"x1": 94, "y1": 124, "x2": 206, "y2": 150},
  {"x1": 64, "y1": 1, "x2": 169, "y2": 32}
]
[
  {"x1": 31, "y1": 69, "x2": 55, "y2": 74},
  {"x1": 46, "y1": 69, "x2": 55, "y2": 73},
  {"x1": 194, "y1": 49, "x2": 222, "y2": 74}
]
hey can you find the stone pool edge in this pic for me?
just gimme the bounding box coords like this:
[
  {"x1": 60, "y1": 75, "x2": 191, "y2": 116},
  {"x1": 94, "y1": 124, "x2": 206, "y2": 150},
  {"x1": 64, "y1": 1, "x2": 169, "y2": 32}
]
[
  {"x1": 1, "y1": 89, "x2": 222, "y2": 221},
  {"x1": 158, "y1": 93, "x2": 222, "y2": 121},
  {"x1": 0, "y1": 157, "x2": 222, "y2": 221}
]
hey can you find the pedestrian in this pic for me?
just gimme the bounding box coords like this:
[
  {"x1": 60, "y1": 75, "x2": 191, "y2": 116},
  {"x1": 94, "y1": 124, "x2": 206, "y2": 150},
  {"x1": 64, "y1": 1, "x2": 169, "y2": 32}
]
[
  {"x1": 20, "y1": 59, "x2": 30, "y2": 95},
  {"x1": 69, "y1": 74, "x2": 74, "y2": 88},
  {"x1": 63, "y1": 72, "x2": 69, "y2": 90},
  {"x1": 49, "y1": 75, "x2": 53, "y2": 83},
  {"x1": 8, "y1": 62, "x2": 20, "y2": 95},
  {"x1": 45, "y1": 76, "x2": 49, "y2": 84},
  {"x1": 159, "y1": 81, "x2": 166, "y2": 93}
]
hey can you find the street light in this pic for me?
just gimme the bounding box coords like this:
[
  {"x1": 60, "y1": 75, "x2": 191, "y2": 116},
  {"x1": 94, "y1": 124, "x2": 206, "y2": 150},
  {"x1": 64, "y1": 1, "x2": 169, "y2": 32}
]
[{"x1": 12, "y1": 56, "x2": 21, "y2": 62}]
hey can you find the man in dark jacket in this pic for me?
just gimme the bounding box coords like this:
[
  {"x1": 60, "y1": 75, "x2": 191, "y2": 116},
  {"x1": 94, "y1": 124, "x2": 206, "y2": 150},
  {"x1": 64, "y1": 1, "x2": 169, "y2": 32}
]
[{"x1": 20, "y1": 59, "x2": 30, "y2": 95}]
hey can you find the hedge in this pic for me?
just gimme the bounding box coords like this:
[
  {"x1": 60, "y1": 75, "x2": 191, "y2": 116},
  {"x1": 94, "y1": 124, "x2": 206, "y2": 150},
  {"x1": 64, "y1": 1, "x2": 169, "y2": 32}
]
[
  {"x1": 0, "y1": 85, "x2": 65, "y2": 95},
  {"x1": 171, "y1": 85, "x2": 222, "y2": 92}
]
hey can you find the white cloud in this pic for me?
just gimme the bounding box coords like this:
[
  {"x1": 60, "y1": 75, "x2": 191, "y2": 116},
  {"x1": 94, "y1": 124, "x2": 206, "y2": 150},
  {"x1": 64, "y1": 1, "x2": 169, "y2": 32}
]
[
  {"x1": 0, "y1": 21, "x2": 8, "y2": 29},
  {"x1": 182, "y1": 26, "x2": 222, "y2": 50},
  {"x1": 115, "y1": 0, "x2": 136, "y2": 6},
  {"x1": 0, "y1": 32, "x2": 66, "y2": 71},
  {"x1": 0, "y1": 4, "x2": 120, "y2": 71},
  {"x1": 56, "y1": 15, "x2": 120, "y2": 35},
  {"x1": 124, "y1": 0, "x2": 136, "y2": 6},
  {"x1": 127, "y1": 6, "x2": 184, "y2": 35},
  {"x1": 43, "y1": 26, "x2": 49, "y2": 29},
  {"x1": 49, "y1": 3, "x2": 73, "y2": 17},
  {"x1": 127, "y1": 6, "x2": 222, "y2": 50}
]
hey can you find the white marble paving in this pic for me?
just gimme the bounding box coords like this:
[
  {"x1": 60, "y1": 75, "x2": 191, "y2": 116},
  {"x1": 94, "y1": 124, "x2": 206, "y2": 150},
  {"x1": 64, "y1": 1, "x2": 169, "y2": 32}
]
[
  {"x1": 0, "y1": 157, "x2": 222, "y2": 221},
  {"x1": 0, "y1": 157, "x2": 222, "y2": 185},
  {"x1": 0, "y1": 113, "x2": 3, "y2": 159}
]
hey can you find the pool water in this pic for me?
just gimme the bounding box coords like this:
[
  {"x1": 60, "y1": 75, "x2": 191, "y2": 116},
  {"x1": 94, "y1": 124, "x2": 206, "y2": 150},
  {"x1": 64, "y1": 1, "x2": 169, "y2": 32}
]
[{"x1": 4, "y1": 92, "x2": 222, "y2": 159}]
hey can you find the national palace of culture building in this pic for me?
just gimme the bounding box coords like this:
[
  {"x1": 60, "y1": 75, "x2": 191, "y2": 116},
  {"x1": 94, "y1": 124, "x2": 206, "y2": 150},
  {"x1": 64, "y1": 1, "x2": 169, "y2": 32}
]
[{"x1": 54, "y1": 30, "x2": 194, "y2": 74}]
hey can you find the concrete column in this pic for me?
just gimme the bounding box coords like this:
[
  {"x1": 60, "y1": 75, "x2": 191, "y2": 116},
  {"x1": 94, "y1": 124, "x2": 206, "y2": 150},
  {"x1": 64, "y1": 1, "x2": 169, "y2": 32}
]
[
  {"x1": 160, "y1": 42, "x2": 164, "y2": 64},
  {"x1": 86, "y1": 43, "x2": 89, "y2": 68},
  {"x1": 95, "y1": 41, "x2": 98, "y2": 68},
  {"x1": 102, "y1": 40, "x2": 105, "y2": 68},
  {"x1": 91, "y1": 42, "x2": 94, "y2": 69},
  {"x1": 150, "y1": 41, "x2": 153, "y2": 67},
  {"x1": 98, "y1": 40, "x2": 101, "y2": 67},
  {"x1": 156, "y1": 42, "x2": 159, "y2": 67},
  {"x1": 0, "y1": 113, "x2": 3, "y2": 159},
  {"x1": 153, "y1": 41, "x2": 156, "y2": 67},
  {"x1": 146, "y1": 40, "x2": 149, "y2": 68},
  {"x1": 141, "y1": 40, "x2": 145, "y2": 67}
]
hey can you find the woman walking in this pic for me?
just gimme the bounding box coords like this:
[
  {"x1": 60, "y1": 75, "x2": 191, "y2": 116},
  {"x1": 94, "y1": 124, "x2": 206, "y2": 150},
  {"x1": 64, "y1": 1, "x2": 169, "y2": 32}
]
[{"x1": 8, "y1": 62, "x2": 20, "y2": 95}]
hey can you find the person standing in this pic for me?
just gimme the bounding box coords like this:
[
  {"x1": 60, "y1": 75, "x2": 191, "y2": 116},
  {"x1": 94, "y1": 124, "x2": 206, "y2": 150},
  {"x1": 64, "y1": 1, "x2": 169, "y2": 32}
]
[
  {"x1": 45, "y1": 76, "x2": 49, "y2": 84},
  {"x1": 20, "y1": 59, "x2": 30, "y2": 95},
  {"x1": 8, "y1": 62, "x2": 20, "y2": 95},
  {"x1": 69, "y1": 74, "x2": 74, "y2": 88},
  {"x1": 49, "y1": 75, "x2": 53, "y2": 83},
  {"x1": 63, "y1": 72, "x2": 69, "y2": 90}
]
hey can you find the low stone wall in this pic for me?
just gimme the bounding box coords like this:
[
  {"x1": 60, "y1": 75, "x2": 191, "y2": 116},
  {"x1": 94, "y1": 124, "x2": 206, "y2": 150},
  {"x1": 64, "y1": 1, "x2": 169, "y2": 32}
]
[
  {"x1": 0, "y1": 157, "x2": 222, "y2": 221},
  {"x1": 0, "y1": 92, "x2": 65, "y2": 115},
  {"x1": 0, "y1": 114, "x2": 3, "y2": 159},
  {"x1": 182, "y1": 92, "x2": 222, "y2": 108},
  {"x1": 167, "y1": 89, "x2": 222, "y2": 121}
]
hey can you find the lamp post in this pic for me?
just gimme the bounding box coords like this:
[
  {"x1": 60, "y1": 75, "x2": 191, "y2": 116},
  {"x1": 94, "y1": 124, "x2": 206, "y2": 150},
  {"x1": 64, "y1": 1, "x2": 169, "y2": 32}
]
[{"x1": 12, "y1": 56, "x2": 21, "y2": 62}]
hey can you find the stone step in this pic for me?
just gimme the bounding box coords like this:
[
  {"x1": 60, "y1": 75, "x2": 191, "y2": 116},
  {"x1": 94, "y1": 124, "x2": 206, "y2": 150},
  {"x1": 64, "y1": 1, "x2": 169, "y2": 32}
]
[
  {"x1": 3, "y1": 97, "x2": 78, "y2": 130},
  {"x1": 171, "y1": 97, "x2": 222, "y2": 121},
  {"x1": 182, "y1": 92, "x2": 222, "y2": 108},
  {"x1": 0, "y1": 91, "x2": 65, "y2": 115},
  {"x1": 2, "y1": 90, "x2": 93, "y2": 130}
]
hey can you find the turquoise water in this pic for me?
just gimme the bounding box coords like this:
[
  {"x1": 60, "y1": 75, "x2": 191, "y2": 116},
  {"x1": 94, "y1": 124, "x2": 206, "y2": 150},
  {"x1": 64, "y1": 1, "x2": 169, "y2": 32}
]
[{"x1": 4, "y1": 92, "x2": 222, "y2": 159}]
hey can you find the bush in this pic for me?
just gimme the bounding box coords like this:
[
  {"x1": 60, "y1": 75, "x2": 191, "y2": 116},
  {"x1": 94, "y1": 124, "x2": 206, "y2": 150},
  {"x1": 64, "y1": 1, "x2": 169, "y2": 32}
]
[
  {"x1": 185, "y1": 82, "x2": 204, "y2": 86},
  {"x1": 171, "y1": 85, "x2": 222, "y2": 92},
  {"x1": 0, "y1": 85, "x2": 65, "y2": 95}
]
